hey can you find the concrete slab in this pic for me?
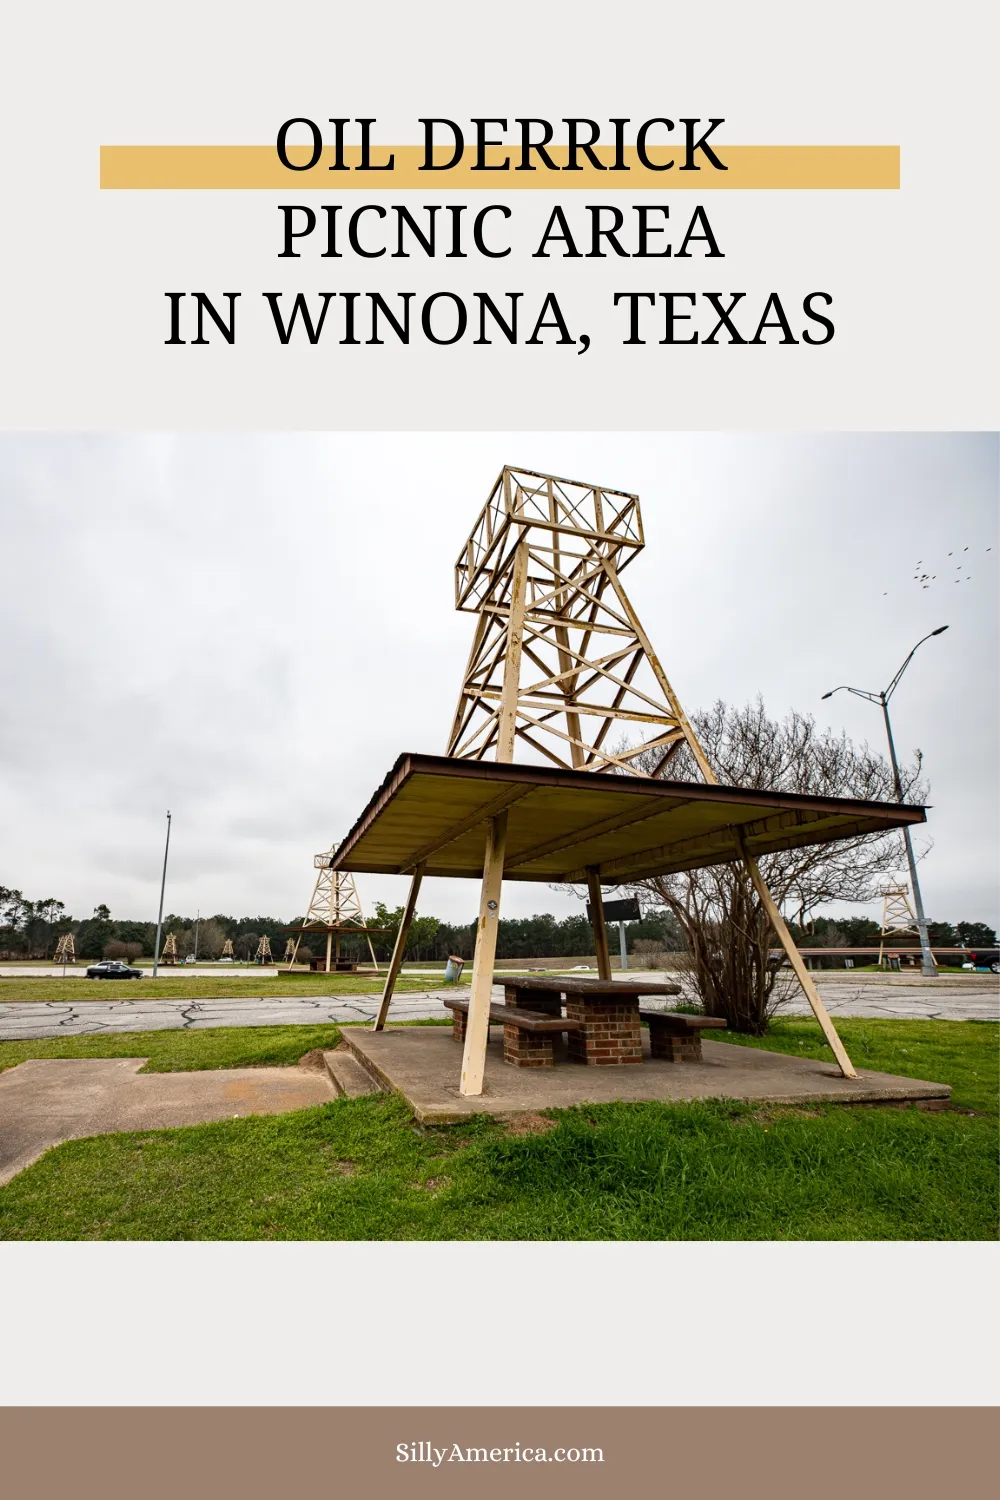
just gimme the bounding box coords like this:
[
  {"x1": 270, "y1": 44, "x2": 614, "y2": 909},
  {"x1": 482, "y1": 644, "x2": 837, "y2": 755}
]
[
  {"x1": 342, "y1": 1026, "x2": 952, "y2": 1124},
  {"x1": 0, "y1": 1057, "x2": 335, "y2": 1186}
]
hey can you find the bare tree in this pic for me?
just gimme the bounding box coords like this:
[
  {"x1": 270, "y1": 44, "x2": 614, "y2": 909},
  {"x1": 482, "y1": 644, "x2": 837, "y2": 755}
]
[
  {"x1": 626, "y1": 699, "x2": 926, "y2": 1033},
  {"x1": 236, "y1": 932, "x2": 259, "y2": 963},
  {"x1": 104, "y1": 940, "x2": 143, "y2": 962},
  {"x1": 632, "y1": 937, "x2": 676, "y2": 971},
  {"x1": 194, "y1": 918, "x2": 227, "y2": 961}
]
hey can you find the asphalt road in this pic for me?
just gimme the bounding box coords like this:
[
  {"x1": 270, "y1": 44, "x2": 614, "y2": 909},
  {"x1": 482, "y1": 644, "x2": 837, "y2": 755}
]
[{"x1": 0, "y1": 974, "x2": 995, "y2": 1041}]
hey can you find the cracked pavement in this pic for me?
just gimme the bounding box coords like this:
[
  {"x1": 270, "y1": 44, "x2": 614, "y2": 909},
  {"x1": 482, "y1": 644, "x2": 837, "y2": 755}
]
[
  {"x1": 0, "y1": 990, "x2": 456, "y2": 1041},
  {"x1": 0, "y1": 975, "x2": 995, "y2": 1041}
]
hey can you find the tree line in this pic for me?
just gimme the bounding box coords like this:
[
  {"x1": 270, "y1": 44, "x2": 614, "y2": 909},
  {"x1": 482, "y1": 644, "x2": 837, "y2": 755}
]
[
  {"x1": 0, "y1": 888, "x2": 685, "y2": 963},
  {"x1": 0, "y1": 895, "x2": 300, "y2": 963},
  {"x1": 1, "y1": 882, "x2": 993, "y2": 966},
  {"x1": 793, "y1": 915, "x2": 995, "y2": 951}
]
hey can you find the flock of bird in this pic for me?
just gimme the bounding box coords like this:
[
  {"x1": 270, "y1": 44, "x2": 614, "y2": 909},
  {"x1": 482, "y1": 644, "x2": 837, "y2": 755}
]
[{"x1": 883, "y1": 544, "x2": 993, "y2": 594}]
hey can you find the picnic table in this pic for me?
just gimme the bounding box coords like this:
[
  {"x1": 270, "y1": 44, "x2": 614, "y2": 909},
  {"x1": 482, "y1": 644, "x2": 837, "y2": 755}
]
[{"x1": 444, "y1": 974, "x2": 726, "y2": 1069}]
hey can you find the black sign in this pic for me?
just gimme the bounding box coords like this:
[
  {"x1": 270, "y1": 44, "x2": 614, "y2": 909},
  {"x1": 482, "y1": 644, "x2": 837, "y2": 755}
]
[{"x1": 586, "y1": 897, "x2": 641, "y2": 924}]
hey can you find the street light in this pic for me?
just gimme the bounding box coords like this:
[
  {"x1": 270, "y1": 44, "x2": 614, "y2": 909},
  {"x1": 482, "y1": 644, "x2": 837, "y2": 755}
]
[
  {"x1": 822, "y1": 626, "x2": 948, "y2": 977},
  {"x1": 152, "y1": 810, "x2": 172, "y2": 980}
]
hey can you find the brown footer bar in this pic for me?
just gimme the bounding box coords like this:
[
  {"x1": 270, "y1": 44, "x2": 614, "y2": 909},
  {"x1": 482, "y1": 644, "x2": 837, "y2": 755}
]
[{"x1": 2, "y1": 1407, "x2": 997, "y2": 1499}]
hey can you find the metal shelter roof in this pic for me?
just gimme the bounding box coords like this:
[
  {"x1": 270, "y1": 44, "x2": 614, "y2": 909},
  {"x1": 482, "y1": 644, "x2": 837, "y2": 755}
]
[{"x1": 330, "y1": 753, "x2": 925, "y2": 885}]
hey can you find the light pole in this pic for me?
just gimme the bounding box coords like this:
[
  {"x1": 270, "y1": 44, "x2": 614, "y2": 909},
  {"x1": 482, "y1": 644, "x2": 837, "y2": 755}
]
[
  {"x1": 822, "y1": 626, "x2": 948, "y2": 978},
  {"x1": 152, "y1": 810, "x2": 172, "y2": 979}
]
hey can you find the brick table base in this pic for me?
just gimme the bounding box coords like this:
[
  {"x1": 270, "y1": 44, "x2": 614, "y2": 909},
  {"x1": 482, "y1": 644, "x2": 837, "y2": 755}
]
[
  {"x1": 565, "y1": 996, "x2": 643, "y2": 1066},
  {"x1": 503, "y1": 1025, "x2": 555, "y2": 1067},
  {"x1": 502, "y1": 987, "x2": 561, "y2": 1066},
  {"x1": 648, "y1": 1029, "x2": 702, "y2": 1063}
]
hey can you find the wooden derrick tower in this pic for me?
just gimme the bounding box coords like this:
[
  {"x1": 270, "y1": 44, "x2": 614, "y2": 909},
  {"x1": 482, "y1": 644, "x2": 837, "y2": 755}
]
[
  {"x1": 255, "y1": 934, "x2": 273, "y2": 964},
  {"x1": 221, "y1": 938, "x2": 234, "y2": 959},
  {"x1": 160, "y1": 931, "x2": 178, "y2": 965},
  {"x1": 447, "y1": 467, "x2": 712, "y2": 778},
  {"x1": 377, "y1": 466, "x2": 858, "y2": 1090},
  {"x1": 53, "y1": 933, "x2": 75, "y2": 965},
  {"x1": 877, "y1": 880, "x2": 924, "y2": 967},
  {"x1": 286, "y1": 847, "x2": 383, "y2": 973}
]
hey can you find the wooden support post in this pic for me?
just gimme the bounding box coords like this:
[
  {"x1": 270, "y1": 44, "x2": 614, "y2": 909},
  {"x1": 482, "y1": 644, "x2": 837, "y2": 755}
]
[
  {"x1": 372, "y1": 861, "x2": 425, "y2": 1031},
  {"x1": 460, "y1": 812, "x2": 509, "y2": 1096},
  {"x1": 549, "y1": 478, "x2": 585, "y2": 768},
  {"x1": 324, "y1": 932, "x2": 332, "y2": 974},
  {"x1": 586, "y1": 866, "x2": 613, "y2": 981},
  {"x1": 734, "y1": 833, "x2": 857, "y2": 1079},
  {"x1": 457, "y1": 527, "x2": 526, "y2": 1095},
  {"x1": 496, "y1": 539, "x2": 530, "y2": 762}
]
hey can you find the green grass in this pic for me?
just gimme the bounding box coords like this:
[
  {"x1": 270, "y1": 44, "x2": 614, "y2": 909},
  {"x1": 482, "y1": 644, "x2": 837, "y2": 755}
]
[
  {"x1": 0, "y1": 974, "x2": 438, "y2": 1003},
  {"x1": 0, "y1": 1019, "x2": 995, "y2": 1241},
  {"x1": 0, "y1": 1024, "x2": 346, "y2": 1076},
  {"x1": 712, "y1": 1016, "x2": 998, "y2": 1115},
  {"x1": 817, "y1": 964, "x2": 981, "y2": 975}
]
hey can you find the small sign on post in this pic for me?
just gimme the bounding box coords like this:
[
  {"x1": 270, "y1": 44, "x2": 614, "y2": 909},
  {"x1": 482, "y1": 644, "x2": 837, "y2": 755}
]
[
  {"x1": 586, "y1": 897, "x2": 641, "y2": 971},
  {"x1": 585, "y1": 897, "x2": 641, "y2": 925}
]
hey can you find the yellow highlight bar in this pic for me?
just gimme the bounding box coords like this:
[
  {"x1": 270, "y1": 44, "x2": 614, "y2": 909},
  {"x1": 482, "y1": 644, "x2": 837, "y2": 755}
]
[{"x1": 100, "y1": 144, "x2": 899, "y2": 190}]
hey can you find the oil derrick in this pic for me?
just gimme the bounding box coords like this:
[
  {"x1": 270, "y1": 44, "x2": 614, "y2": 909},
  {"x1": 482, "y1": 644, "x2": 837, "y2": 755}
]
[
  {"x1": 53, "y1": 933, "x2": 75, "y2": 965},
  {"x1": 447, "y1": 467, "x2": 712, "y2": 777},
  {"x1": 877, "y1": 880, "x2": 926, "y2": 967},
  {"x1": 286, "y1": 848, "x2": 384, "y2": 973}
]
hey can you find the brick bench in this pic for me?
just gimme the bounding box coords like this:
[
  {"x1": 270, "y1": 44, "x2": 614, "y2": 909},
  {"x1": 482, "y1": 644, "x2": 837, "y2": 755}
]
[
  {"x1": 639, "y1": 1009, "x2": 727, "y2": 1062},
  {"x1": 499, "y1": 975, "x2": 682, "y2": 1068},
  {"x1": 443, "y1": 997, "x2": 582, "y2": 1068}
]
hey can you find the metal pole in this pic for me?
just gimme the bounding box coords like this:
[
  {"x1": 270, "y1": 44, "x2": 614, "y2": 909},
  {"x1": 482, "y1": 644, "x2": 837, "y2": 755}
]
[
  {"x1": 822, "y1": 628, "x2": 947, "y2": 983},
  {"x1": 194, "y1": 909, "x2": 200, "y2": 962},
  {"x1": 880, "y1": 698, "x2": 937, "y2": 977},
  {"x1": 619, "y1": 920, "x2": 628, "y2": 971},
  {"x1": 152, "y1": 810, "x2": 172, "y2": 979}
]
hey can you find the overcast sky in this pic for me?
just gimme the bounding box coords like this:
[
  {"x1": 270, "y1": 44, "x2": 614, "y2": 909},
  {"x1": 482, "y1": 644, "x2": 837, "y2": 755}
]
[{"x1": 1, "y1": 432, "x2": 996, "y2": 929}]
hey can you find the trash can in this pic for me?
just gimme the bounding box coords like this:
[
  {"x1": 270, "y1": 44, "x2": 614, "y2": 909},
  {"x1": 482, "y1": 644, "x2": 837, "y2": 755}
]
[{"x1": 444, "y1": 955, "x2": 465, "y2": 983}]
